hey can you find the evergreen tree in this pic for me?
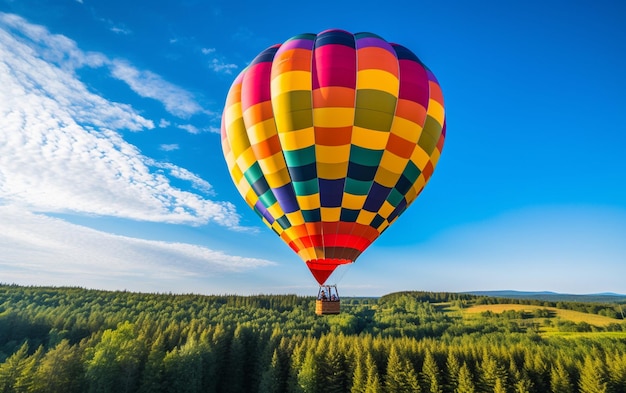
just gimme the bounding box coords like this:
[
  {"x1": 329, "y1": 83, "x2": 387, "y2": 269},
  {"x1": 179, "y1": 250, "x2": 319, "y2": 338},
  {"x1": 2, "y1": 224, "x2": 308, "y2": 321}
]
[
  {"x1": 364, "y1": 352, "x2": 383, "y2": 393},
  {"x1": 456, "y1": 362, "x2": 476, "y2": 393},
  {"x1": 137, "y1": 334, "x2": 166, "y2": 393},
  {"x1": 322, "y1": 340, "x2": 349, "y2": 393},
  {"x1": 211, "y1": 323, "x2": 232, "y2": 392},
  {"x1": 161, "y1": 340, "x2": 203, "y2": 393},
  {"x1": 0, "y1": 342, "x2": 30, "y2": 393},
  {"x1": 350, "y1": 345, "x2": 367, "y2": 393},
  {"x1": 606, "y1": 351, "x2": 626, "y2": 393},
  {"x1": 29, "y1": 339, "x2": 85, "y2": 393},
  {"x1": 384, "y1": 345, "x2": 420, "y2": 393},
  {"x1": 550, "y1": 360, "x2": 573, "y2": 393},
  {"x1": 479, "y1": 353, "x2": 508, "y2": 393},
  {"x1": 13, "y1": 345, "x2": 43, "y2": 393},
  {"x1": 512, "y1": 369, "x2": 533, "y2": 393},
  {"x1": 494, "y1": 377, "x2": 507, "y2": 393},
  {"x1": 297, "y1": 346, "x2": 321, "y2": 393},
  {"x1": 579, "y1": 355, "x2": 608, "y2": 393},
  {"x1": 84, "y1": 321, "x2": 145, "y2": 393},
  {"x1": 221, "y1": 325, "x2": 247, "y2": 393},
  {"x1": 421, "y1": 350, "x2": 443, "y2": 393},
  {"x1": 259, "y1": 350, "x2": 284, "y2": 393},
  {"x1": 445, "y1": 351, "x2": 461, "y2": 393},
  {"x1": 524, "y1": 350, "x2": 549, "y2": 392}
]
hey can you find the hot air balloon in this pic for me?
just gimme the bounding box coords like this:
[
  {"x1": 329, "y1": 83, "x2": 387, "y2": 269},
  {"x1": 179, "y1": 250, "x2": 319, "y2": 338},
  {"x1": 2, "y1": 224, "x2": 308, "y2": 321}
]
[{"x1": 221, "y1": 29, "x2": 445, "y2": 314}]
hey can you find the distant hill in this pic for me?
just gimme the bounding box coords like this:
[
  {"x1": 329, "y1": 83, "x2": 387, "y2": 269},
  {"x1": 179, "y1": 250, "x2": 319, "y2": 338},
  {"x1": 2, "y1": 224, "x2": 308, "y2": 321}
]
[{"x1": 463, "y1": 290, "x2": 626, "y2": 303}]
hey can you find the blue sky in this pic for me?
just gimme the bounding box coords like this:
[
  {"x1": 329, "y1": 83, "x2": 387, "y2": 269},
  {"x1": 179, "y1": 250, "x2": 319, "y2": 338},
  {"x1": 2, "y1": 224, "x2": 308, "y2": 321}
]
[{"x1": 0, "y1": 0, "x2": 624, "y2": 296}]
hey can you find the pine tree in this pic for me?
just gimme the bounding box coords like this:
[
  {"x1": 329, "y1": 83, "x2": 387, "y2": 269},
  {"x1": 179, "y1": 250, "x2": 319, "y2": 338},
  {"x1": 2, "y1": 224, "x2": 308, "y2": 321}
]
[
  {"x1": 30, "y1": 339, "x2": 85, "y2": 393},
  {"x1": 445, "y1": 351, "x2": 461, "y2": 393},
  {"x1": 13, "y1": 345, "x2": 43, "y2": 393},
  {"x1": 579, "y1": 355, "x2": 608, "y2": 393},
  {"x1": 350, "y1": 345, "x2": 367, "y2": 393},
  {"x1": 550, "y1": 360, "x2": 573, "y2": 393},
  {"x1": 421, "y1": 350, "x2": 443, "y2": 393},
  {"x1": 456, "y1": 362, "x2": 476, "y2": 393},
  {"x1": 297, "y1": 346, "x2": 321, "y2": 393},
  {"x1": 323, "y1": 340, "x2": 349, "y2": 393},
  {"x1": 138, "y1": 334, "x2": 165, "y2": 393},
  {"x1": 606, "y1": 351, "x2": 626, "y2": 393},
  {"x1": 494, "y1": 377, "x2": 507, "y2": 393},
  {"x1": 222, "y1": 325, "x2": 247, "y2": 393},
  {"x1": 365, "y1": 353, "x2": 383, "y2": 393},
  {"x1": 479, "y1": 353, "x2": 508, "y2": 393},
  {"x1": 161, "y1": 340, "x2": 203, "y2": 393},
  {"x1": 84, "y1": 321, "x2": 145, "y2": 393},
  {"x1": 512, "y1": 369, "x2": 533, "y2": 393},
  {"x1": 385, "y1": 345, "x2": 420, "y2": 393},
  {"x1": 0, "y1": 342, "x2": 30, "y2": 393},
  {"x1": 259, "y1": 350, "x2": 284, "y2": 393}
]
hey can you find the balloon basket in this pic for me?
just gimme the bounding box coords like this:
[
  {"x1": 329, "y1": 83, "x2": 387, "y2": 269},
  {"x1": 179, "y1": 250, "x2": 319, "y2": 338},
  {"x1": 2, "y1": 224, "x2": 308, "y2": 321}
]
[{"x1": 315, "y1": 284, "x2": 340, "y2": 315}]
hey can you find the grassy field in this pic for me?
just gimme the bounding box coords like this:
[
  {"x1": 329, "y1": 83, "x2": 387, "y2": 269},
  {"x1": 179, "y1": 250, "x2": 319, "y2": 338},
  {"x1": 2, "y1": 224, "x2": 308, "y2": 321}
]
[{"x1": 462, "y1": 303, "x2": 621, "y2": 327}]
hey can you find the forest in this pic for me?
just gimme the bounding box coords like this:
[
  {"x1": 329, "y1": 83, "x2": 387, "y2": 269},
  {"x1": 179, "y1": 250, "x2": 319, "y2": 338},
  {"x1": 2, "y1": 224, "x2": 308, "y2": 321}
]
[{"x1": 0, "y1": 284, "x2": 625, "y2": 393}]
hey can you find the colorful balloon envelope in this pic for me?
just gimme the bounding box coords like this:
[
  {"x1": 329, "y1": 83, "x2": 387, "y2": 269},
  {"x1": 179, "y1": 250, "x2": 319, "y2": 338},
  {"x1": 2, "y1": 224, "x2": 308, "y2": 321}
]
[{"x1": 221, "y1": 29, "x2": 446, "y2": 285}]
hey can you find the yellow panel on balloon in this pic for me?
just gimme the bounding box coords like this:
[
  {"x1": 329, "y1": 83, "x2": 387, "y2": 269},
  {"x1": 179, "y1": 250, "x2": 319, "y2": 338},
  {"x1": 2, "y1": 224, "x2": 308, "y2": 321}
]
[
  {"x1": 271, "y1": 70, "x2": 311, "y2": 92},
  {"x1": 356, "y1": 210, "x2": 376, "y2": 225},
  {"x1": 427, "y1": 99, "x2": 445, "y2": 127},
  {"x1": 235, "y1": 148, "x2": 257, "y2": 172},
  {"x1": 278, "y1": 128, "x2": 315, "y2": 150},
  {"x1": 373, "y1": 166, "x2": 399, "y2": 188},
  {"x1": 356, "y1": 69, "x2": 399, "y2": 95},
  {"x1": 341, "y1": 194, "x2": 367, "y2": 210},
  {"x1": 351, "y1": 127, "x2": 389, "y2": 150},
  {"x1": 410, "y1": 146, "x2": 430, "y2": 171},
  {"x1": 223, "y1": 103, "x2": 243, "y2": 128},
  {"x1": 320, "y1": 207, "x2": 341, "y2": 222},
  {"x1": 390, "y1": 116, "x2": 421, "y2": 142},
  {"x1": 263, "y1": 167, "x2": 291, "y2": 188},
  {"x1": 297, "y1": 194, "x2": 320, "y2": 210},
  {"x1": 313, "y1": 107, "x2": 355, "y2": 128},
  {"x1": 315, "y1": 145, "x2": 350, "y2": 164},
  {"x1": 246, "y1": 119, "x2": 277, "y2": 146},
  {"x1": 379, "y1": 201, "x2": 395, "y2": 219},
  {"x1": 258, "y1": 152, "x2": 287, "y2": 175},
  {"x1": 316, "y1": 162, "x2": 348, "y2": 180},
  {"x1": 378, "y1": 150, "x2": 406, "y2": 174},
  {"x1": 285, "y1": 211, "x2": 305, "y2": 226}
]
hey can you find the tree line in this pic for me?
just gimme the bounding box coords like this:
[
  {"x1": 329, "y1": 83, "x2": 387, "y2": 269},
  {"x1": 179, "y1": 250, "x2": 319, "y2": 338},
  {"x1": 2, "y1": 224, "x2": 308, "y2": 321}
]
[{"x1": 0, "y1": 285, "x2": 625, "y2": 392}]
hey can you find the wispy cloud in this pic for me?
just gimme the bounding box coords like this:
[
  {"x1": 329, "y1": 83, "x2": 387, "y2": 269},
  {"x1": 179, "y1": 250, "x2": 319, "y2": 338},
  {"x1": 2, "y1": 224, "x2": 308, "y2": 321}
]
[
  {"x1": 0, "y1": 207, "x2": 276, "y2": 293},
  {"x1": 201, "y1": 47, "x2": 238, "y2": 75},
  {"x1": 208, "y1": 58, "x2": 238, "y2": 74},
  {"x1": 0, "y1": 12, "x2": 244, "y2": 228},
  {"x1": 109, "y1": 59, "x2": 204, "y2": 118},
  {"x1": 151, "y1": 162, "x2": 214, "y2": 195},
  {"x1": 160, "y1": 143, "x2": 180, "y2": 151},
  {"x1": 177, "y1": 124, "x2": 201, "y2": 134}
]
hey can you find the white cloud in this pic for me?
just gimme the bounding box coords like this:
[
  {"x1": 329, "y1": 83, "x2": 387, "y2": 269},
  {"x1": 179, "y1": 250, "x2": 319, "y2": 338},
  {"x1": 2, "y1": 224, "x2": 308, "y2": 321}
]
[
  {"x1": 109, "y1": 59, "x2": 204, "y2": 118},
  {"x1": 200, "y1": 46, "x2": 237, "y2": 75},
  {"x1": 176, "y1": 124, "x2": 200, "y2": 134},
  {"x1": 0, "y1": 207, "x2": 276, "y2": 293},
  {"x1": 160, "y1": 143, "x2": 180, "y2": 151},
  {"x1": 109, "y1": 25, "x2": 131, "y2": 35},
  {"x1": 152, "y1": 161, "x2": 213, "y2": 195},
  {"x1": 208, "y1": 58, "x2": 238, "y2": 74},
  {"x1": 0, "y1": 12, "x2": 245, "y2": 228}
]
